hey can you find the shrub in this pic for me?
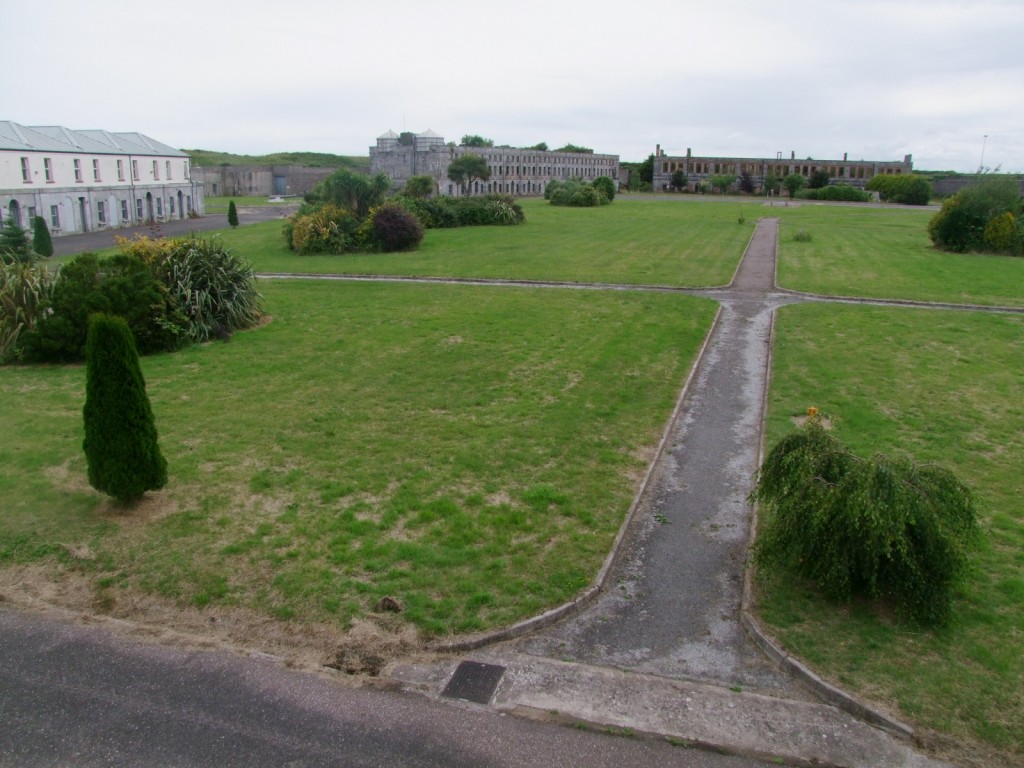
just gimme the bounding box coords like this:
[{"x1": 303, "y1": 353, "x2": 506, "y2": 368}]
[
  {"x1": 162, "y1": 237, "x2": 265, "y2": 342},
  {"x1": 593, "y1": 176, "x2": 616, "y2": 202},
  {"x1": 83, "y1": 314, "x2": 167, "y2": 504},
  {"x1": 0, "y1": 260, "x2": 57, "y2": 363},
  {"x1": 929, "y1": 176, "x2": 1021, "y2": 253},
  {"x1": 369, "y1": 203, "x2": 424, "y2": 252},
  {"x1": 792, "y1": 230, "x2": 812, "y2": 242},
  {"x1": 867, "y1": 174, "x2": 933, "y2": 205},
  {"x1": 796, "y1": 184, "x2": 870, "y2": 203},
  {"x1": 547, "y1": 179, "x2": 610, "y2": 207},
  {"x1": 227, "y1": 200, "x2": 239, "y2": 228},
  {"x1": 751, "y1": 416, "x2": 980, "y2": 625},
  {"x1": 0, "y1": 219, "x2": 33, "y2": 264},
  {"x1": 289, "y1": 205, "x2": 360, "y2": 254},
  {"x1": 32, "y1": 216, "x2": 53, "y2": 258},
  {"x1": 983, "y1": 211, "x2": 1016, "y2": 252},
  {"x1": 25, "y1": 253, "x2": 186, "y2": 362}
]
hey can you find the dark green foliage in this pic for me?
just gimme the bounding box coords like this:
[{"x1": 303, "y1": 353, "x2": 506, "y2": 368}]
[
  {"x1": 763, "y1": 172, "x2": 780, "y2": 196},
  {"x1": 866, "y1": 174, "x2": 933, "y2": 205},
  {"x1": 32, "y1": 216, "x2": 53, "y2": 258},
  {"x1": 83, "y1": 314, "x2": 167, "y2": 503},
  {"x1": 739, "y1": 171, "x2": 755, "y2": 194},
  {"x1": 545, "y1": 179, "x2": 612, "y2": 207},
  {"x1": 809, "y1": 169, "x2": 831, "y2": 189},
  {"x1": 369, "y1": 203, "x2": 424, "y2": 252},
  {"x1": 783, "y1": 173, "x2": 806, "y2": 198},
  {"x1": 227, "y1": 200, "x2": 239, "y2": 228},
  {"x1": 0, "y1": 260, "x2": 57, "y2": 362},
  {"x1": 460, "y1": 135, "x2": 494, "y2": 147},
  {"x1": 315, "y1": 169, "x2": 391, "y2": 218},
  {"x1": 751, "y1": 418, "x2": 980, "y2": 625},
  {"x1": 637, "y1": 154, "x2": 654, "y2": 186},
  {"x1": 928, "y1": 176, "x2": 1022, "y2": 254},
  {"x1": 183, "y1": 149, "x2": 369, "y2": 173},
  {"x1": 524, "y1": 142, "x2": 548, "y2": 151},
  {"x1": 397, "y1": 195, "x2": 524, "y2": 229},
  {"x1": 0, "y1": 219, "x2": 33, "y2": 263},
  {"x1": 447, "y1": 154, "x2": 491, "y2": 196},
  {"x1": 796, "y1": 184, "x2": 871, "y2": 202},
  {"x1": 554, "y1": 144, "x2": 593, "y2": 154},
  {"x1": 25, "y1": 253, "x2": 187, "y2": 362},
  {"x1": 710, "y1": 174, "x2": 737, "y2": 195},
  {"x1": 403, "y1": 175, "x2": 435, "y2": 198},
  {"x1": 163, "y1": 237, "x2": 264, "y2": 341},
  {"x1": 593, "y1": 176, "x2": 616, "y2": 202},
  {"x1": 670, "y1": 169, "x2": 687, "y2": 192}
]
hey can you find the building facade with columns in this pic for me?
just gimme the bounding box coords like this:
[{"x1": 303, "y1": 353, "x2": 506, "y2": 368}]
[
  {"x1": 0, "y1": 121, "x2": 204, "y2": 237},
  {"x1": 370, "y1": 130, "x2": 620, "y2": 197},
  {"x1": 652, "y1": 145, "x2": 913, "y2": 193}
]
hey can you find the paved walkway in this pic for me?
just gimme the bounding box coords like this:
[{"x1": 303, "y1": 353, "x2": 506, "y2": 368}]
[{"x1": 392, "y1": 219, "x2": 953, "y2": 767}]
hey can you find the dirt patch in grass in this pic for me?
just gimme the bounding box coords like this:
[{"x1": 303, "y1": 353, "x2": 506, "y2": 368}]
[{"x1": 0, "y1": 563, "x2": 430, "y2": 674}]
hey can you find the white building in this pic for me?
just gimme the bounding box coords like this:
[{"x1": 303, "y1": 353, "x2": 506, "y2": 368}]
[{"x1": 0, "y1": 121, "x2": 204, "y2": 237}]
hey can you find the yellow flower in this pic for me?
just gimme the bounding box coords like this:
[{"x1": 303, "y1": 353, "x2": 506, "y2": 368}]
[{"x1": 807, "y1": 406, "x2": 819, "y2": 418}]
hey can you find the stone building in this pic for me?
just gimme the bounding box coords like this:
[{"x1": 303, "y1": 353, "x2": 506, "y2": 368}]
[
  {"x1": 0, "y1": 121, "x2": 203, "y2": 237},
  {"x1": 652, "y1": 146, "x2": 914, "y2": 193},
  {"x1": 191, "y1": 165, "x2": 339, "y2": 198},
  {"x1": 370, "y1": 130, "x2": 620, "y2": 197}
]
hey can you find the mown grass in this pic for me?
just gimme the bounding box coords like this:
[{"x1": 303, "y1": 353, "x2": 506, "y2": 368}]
[
  {"x1": 213, "y1": 197, "x2": 754, "y2": 287},
  {"x1": 203, "y1": 196, "x2": 298, "y2": 213},
  {"x1": 0, "y1": 280, "x2": 717, "y2": 635},
  {"x1": 773, "y1": 204, "x2": 1024, "y2": 307},
  {"x1": 759, "y1": 302, "x2": 1024, "y2": 763}
]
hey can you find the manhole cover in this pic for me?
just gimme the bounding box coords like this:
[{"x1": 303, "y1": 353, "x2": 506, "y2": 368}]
[{"x1": 441, "y1": 661, "x2": 506, "y2": 704}]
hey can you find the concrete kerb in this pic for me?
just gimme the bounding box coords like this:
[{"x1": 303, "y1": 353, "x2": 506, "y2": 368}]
[
  {"x1": 429, "y1": 304, "x2": 727, "y2": 653},
  {"x1": 774, "y1": 286, "x2": 1024, "y2": 316},
  {"x1": 737, "y1": 272, "x2": 917, "y2": 742}
]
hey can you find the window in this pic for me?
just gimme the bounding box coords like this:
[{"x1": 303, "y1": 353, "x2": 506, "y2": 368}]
[
  {"x1": 28, "y1": 206, "x2": 36, "y2": 221},
  {"x1": 169, "y1": 197, "x2": 175, "y2": 215},
  {"x1": 156, "y1": 198, "x2": 163, "y2": 217},
  {"x1": 43, "y1": 158, "x2": 53, "y2": 182},
  {"x1": 166, "y1": 160, "x2": 172, "y2": 180},
  {"x1": 97, "y1": 201, "x2": 106, "y2": 224},
  {"x1": 50, "y1": 205, "x2": 60, "y2": 229},
  {"x1": 152, "y1": 160, "x2": 159, "y2": 180},
  {"x1": 186, "y1": 195, "x2": 192, "y2": 214},
  {"x1": 132, "y1": 160, "x2": 139, "y2": 181},
  {"x1": 93, "y1": 159, "x2": 101, "y2": 181},
  {"x1": 183, "y1": 160, "x2": 189, "y2": 180},
  {"x1": 121, "y1": 200, "x2": 129, "y2": 221},
  {"x1": 74, "y1": 159, "x2": 83, "y2": 182},
  {"x1": 136, "y1": 198, "x2": 143, "y2": 219},
  {"x1": 20, "y1": 157, "x2": 30, "y2": 182},
  {"x1": 117, "y1": 159, "x2": 125, "y2": 181}
]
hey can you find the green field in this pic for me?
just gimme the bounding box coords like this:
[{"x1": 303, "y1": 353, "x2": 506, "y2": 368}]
[
  {"x1": 772, "y1": 204, "x2": 1024, "y2": 307},
  {"x1": 760, "y1": 302, "x2": 1024, "y2": 765},
  {"x1": 213, "y1": 197, "x2": 755, "y2": 287},
  {"x1": 0, "y1": 281, "x2": 716, "y2": 634}
]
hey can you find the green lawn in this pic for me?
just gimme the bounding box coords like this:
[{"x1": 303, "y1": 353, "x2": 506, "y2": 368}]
[
  {"x1": 0, "y1": 280, "x2": 717, "y2": 635},
  {"x1": 204, "y1": 195, "x2": 298, "y2": 213},
  {"x1": 214, "y1": 197, "x2": 754, "y2": 287},
  {"x1": 773, "y1": 204, "x2": 1024, "y2": 307},
  {"x1": 759, "y1": 302, "x2": 1024, "y2": 764}
]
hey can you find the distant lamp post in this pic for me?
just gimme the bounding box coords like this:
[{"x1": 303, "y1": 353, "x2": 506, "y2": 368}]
[{"x1": 978, "y1": 134, "x2": 988, "y2": 176}]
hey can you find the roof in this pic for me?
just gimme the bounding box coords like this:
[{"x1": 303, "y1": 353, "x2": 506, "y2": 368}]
[
  {"x1": 378, "y1": 129, "x2": 399, "y2": 139},
  {"x1": 419, "y1": 129, "x2": 442, "y2": 139},
  {"x1": 0, "y1": 121, "x2": 187, "y2": 157}
]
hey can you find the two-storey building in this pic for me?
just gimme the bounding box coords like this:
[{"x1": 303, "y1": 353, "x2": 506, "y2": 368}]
[{"x1": 1, "y1": 121, "x2": 204, "y2": 237}]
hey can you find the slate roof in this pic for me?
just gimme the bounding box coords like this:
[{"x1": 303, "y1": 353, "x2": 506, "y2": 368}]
[{"x1": 0, "y1": 121, "x2": 186, "y2": 157}]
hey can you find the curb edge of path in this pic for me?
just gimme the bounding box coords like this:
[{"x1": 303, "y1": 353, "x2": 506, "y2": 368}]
[{"x1": 737, "y1": 250, "x2": 917, "y2": 741}]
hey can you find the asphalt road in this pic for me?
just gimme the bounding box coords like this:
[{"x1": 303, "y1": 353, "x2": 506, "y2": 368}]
[
  {"x1": 0, "y1": 608, "x2": 771, "y2": 768},
  {"x1": 51, "y1": 204, "x2": 299, "y2": 257}
]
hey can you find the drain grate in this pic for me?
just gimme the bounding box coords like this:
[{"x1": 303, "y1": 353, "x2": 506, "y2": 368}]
[{"x1": 441, "y1": 661, "x2": 506, "y2": 704}]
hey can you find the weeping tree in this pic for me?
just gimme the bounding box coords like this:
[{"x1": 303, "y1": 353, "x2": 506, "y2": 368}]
[
  {"x1": 83, "y1": 314, "x2": 167, "y2": 504},
  {"x1": 750, "y1": 413, "x2": 980, "y2": 625}
]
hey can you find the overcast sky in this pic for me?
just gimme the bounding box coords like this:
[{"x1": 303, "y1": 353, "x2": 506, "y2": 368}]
[{"x1": 4, "y1": 0, "x2": 1022, "y2": 172}]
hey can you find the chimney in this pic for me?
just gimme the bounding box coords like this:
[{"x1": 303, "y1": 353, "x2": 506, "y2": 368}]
[
  {"x1": 791, "y1": 150, "x2": 795, "y2": 160},
  {"x1": 843, "y1": 152, "x2": 848, "y2": 161},
  {"x1": 686, "y1": 147, "x2": 692, "y2": 158}
]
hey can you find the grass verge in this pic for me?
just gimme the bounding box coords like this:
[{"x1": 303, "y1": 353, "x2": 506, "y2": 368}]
[
  {"x1": 0, "y1": 279, "x2": 717, "y2": 637},
  {"x1": 759, "y1": 302, "x2": 1023, "y2": 766}
]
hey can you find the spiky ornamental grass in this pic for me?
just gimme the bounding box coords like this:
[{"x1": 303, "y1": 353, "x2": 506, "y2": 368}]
[
  {"x1": 83, "y1": 314, "x2": 167, "y2": 504},
  {"x1": 750, "y1": 415, "x2": 980, "y2": 625}
]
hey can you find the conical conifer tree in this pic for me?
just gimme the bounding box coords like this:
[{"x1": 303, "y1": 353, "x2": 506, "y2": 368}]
[
  {"x1": 227, "y1": 200, "x2": 239, "y2": 228},
  {"x1": 83, "y1": 314, "x2": 167, "y2": 503},
  {"x1": 32, "y1": 215, "x2": 53, "y2": 258}
]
